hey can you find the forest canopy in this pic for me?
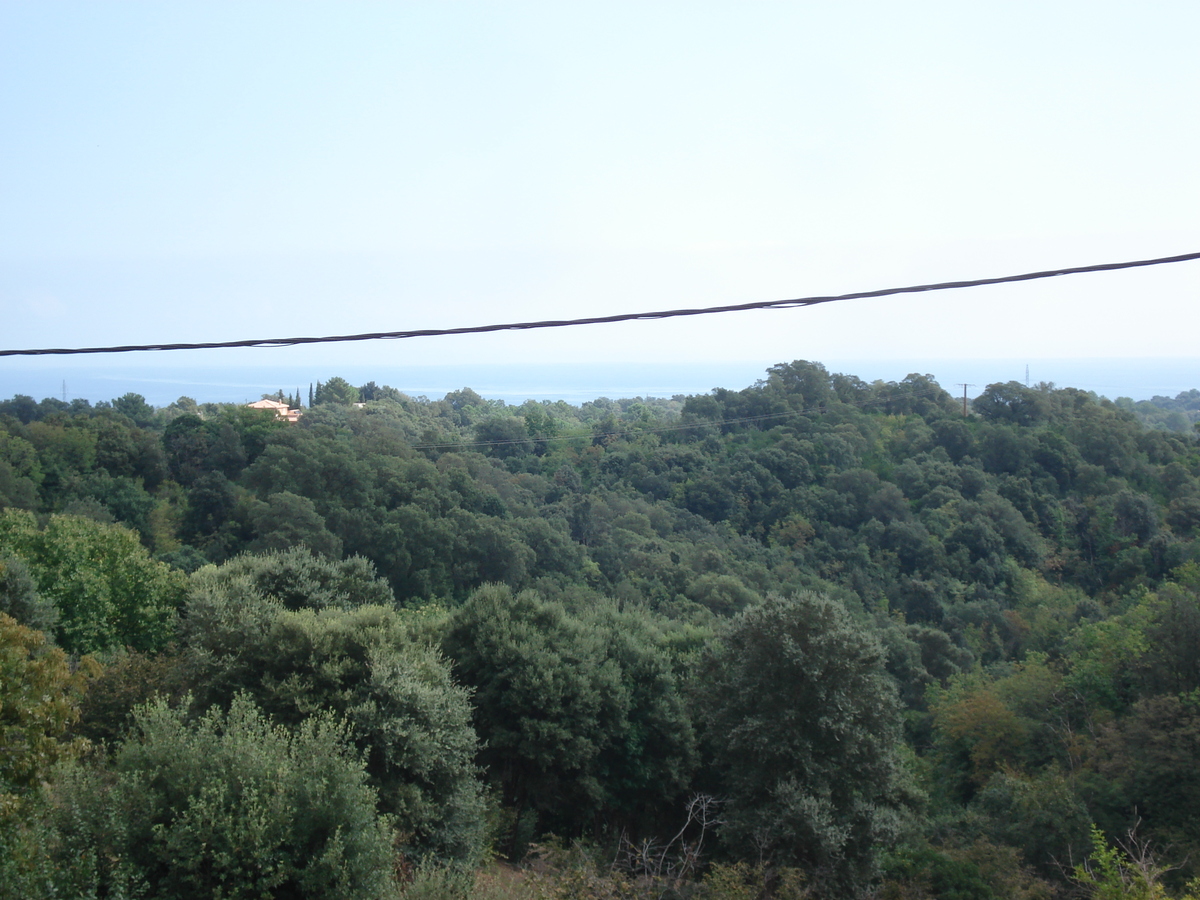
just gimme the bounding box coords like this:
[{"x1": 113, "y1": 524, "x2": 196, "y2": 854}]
[{"x1": 3, "y1": 361, "x2": 1200, "y2": 899}]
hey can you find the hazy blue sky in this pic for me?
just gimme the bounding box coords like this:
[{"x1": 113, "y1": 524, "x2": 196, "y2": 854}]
[{"x1": 2, "y1": 1, "x2": 1198, "y2": 391}]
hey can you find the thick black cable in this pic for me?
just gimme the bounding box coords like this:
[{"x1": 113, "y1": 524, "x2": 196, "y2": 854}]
[{"x1": 3, "y1": 250, "x2": 1198, "y2": 357}]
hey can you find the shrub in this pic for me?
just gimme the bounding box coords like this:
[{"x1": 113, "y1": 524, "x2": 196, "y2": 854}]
[{"x1": 49, "y1": 694, "x2": 398, "y2": 900}]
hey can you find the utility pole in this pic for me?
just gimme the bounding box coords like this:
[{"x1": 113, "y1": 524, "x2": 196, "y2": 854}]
[{"x1": 957, "y1": 384, "x2": 975, "y2": 417}]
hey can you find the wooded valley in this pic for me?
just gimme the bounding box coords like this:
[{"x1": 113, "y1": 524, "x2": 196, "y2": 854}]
[{"x1": 3, "y1": 360, "x2": 1200, "y2": 899}]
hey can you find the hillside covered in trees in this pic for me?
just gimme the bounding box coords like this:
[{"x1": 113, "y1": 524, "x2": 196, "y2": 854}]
[{"x1": 3, "y1": 361, "x2": 1200, "y2": 899}]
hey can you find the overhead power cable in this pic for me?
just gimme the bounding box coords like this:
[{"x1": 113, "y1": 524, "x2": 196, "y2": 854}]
[{"x1": 3, "y1": 249, "x2": 1198, "y2": 358}]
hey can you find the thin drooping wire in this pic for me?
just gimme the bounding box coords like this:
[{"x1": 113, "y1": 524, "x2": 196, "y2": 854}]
[{"x1": 3, "y1": 250, "x2": 1198, "y2": 358}]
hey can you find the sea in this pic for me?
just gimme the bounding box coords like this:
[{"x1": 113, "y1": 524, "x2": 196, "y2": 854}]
[{"x1": 0, "y1": 358, "x2": 1196, "y2": 409}]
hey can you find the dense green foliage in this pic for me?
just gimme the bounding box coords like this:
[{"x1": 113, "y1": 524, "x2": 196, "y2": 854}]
[
  {"x1": 0, "y1": 509, "x2": 186, "y2": 653},
  {"x1": 5, "y1": 362, "x2": 1200, "y2": 897},
  {"x1": 698, "y1": 593, "x2": 912, "y2": 894},
  {"x1": 443, "y1": 584, "x2": 696, "y2": 845},
  {"x1": 49, "y1": 695, "x2": 398, "y2": 899},
  {"x1": 180, "y1": 572, "x2": 487, "y2": 863}
]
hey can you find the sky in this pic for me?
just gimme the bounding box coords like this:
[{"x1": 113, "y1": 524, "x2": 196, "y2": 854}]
[{"x1": 2, "y1": 1, "x2": 1198, "y2": 402}]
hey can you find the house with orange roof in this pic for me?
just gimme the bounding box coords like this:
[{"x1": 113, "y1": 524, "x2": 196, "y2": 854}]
[{"x1": 247, "y1": 398, "x2": 301, "y2": 423}]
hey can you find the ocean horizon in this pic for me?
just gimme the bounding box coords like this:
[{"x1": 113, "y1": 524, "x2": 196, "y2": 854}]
[{"x1": 0, "y1": 357, "x2": 1196, "y2": 409}]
